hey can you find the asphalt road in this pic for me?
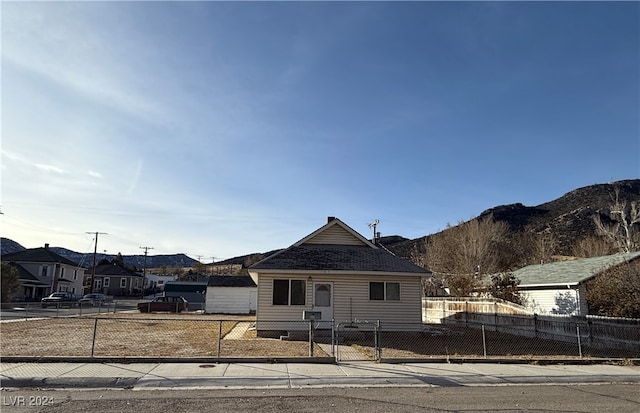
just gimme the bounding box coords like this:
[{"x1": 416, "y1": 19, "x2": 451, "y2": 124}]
[
  {"x1": 0, "y1": 302, "x2": 138, "y2": 320},
  {"x1": 2, "y1": 384, "x2": 639, "y2": 413}
]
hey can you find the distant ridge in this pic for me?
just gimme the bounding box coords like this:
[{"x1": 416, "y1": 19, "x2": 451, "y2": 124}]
[{"x1": 3, "y1": 180, "x2": 638, "y2": 268}]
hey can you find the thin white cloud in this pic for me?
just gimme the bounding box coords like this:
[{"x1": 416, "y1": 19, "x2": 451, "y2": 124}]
[
  {"x1": 34, "y1": 164, "x2": 67, "y2": 175},
  {"x1": 88, "y1": 170, "x2": 102, "y2": 179}
]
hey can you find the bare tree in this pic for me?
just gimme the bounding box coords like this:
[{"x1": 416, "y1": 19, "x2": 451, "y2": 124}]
[
  {"x1": 530, "y1": 230, "x2": 558, "y2": 264},
  {"x1": 586, "y1": 259, "x2": 640, "y2": 318},
  {"x1": 572, "y1": 235, "x2": 616, "y2": 258},
  {"x1": 425, "y1": 216, "x2": 510, "y2": 296},
  {"x1": 593, "y1": 186, "x2": 640, "y2": 253}
]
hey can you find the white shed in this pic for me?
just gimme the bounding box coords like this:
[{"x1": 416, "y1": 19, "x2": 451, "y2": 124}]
[{"x1": 205, "y1": 276, "x2": 257, "y2": 314}]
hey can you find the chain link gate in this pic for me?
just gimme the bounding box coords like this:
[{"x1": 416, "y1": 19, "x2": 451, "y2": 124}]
[{"x1": 335, "y1": 321, "x2": 379, "y2": 362}]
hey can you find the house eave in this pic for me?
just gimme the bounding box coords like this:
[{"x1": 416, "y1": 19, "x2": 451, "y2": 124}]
[
  {"x1": 249, "y1": 269, "x2": 428, "y2": 277},
  {"x1": 519, "y1": 282, "x2": 581, "y2": 289}
]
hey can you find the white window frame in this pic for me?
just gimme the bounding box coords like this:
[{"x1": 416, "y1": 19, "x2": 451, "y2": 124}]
[
  {"x1": 120, "y1": 278, "x2": 127, "y2": 288},
  {"x1": 104, "y1": 277, "x2": 110, "y2": 287}
]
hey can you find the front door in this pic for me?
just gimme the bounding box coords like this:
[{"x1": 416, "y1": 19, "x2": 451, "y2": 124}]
[{"x1": 313, "y1": 282, "x2": 333, "y2": 329}]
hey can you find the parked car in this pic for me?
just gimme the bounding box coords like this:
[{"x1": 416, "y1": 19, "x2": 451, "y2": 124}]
[
  {"x1": 78, "y1": 293, "x2": 107, "y2": 306},
  {"x1": 41, "y1": 292, "x2": 78, "y2": 308},
  {"x1": 137, "y1": 296, "x2": 188, "y2": 313}
]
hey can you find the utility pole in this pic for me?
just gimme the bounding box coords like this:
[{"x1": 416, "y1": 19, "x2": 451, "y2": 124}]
[
  {"x1": 140, "y1": 246, "x2": 154, "y2": 298},
  {"x1": 86, "y1": 232, "x2": 107, "y2": 294}
]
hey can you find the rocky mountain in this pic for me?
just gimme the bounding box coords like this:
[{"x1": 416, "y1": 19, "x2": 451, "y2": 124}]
[{"x1": 382, "y1": 179, "x2": 640, "y2": 259}]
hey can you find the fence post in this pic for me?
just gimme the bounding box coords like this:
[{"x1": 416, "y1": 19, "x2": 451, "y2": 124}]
[
  {"x1": 308, "y1": 320, "x2": 314, "y2": 357},
  {"x1": 465, "y1": 301, "x2": 468, "y2": 325},
  {"x1": 217, "y1": 320, "x2": 222, "y2": 358},
  {"x1": 482, "y1": 324, "x2": 487, "y2": 358},
  {"x1": 576, "y1": 324, "x2": 583, "y2": 358},
  {"x1": 375, "y1": 320, "x2": 381, "y2": 361},
  {"x1": 90, "y1": 318, "x2": 98, "y2": 357},
  {"x1": 331, "y1": 319, "x2": 335, "y2": 358}
]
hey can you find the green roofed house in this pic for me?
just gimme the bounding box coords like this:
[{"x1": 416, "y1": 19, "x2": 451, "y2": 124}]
[
  {"x1": 249, "y1": 217, "x2": 430, "y2": 336},
  {"x1": 510, "y1": 252, "x2": 640, "y2": 316}
]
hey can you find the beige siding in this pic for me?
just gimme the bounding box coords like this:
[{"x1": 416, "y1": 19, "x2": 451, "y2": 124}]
[
  {"x1": 256, "y1": 273, "x2": 422, "y2": 331},
  {"x1": 303, "y1": 225, "x2": 368, "y2": 246}
]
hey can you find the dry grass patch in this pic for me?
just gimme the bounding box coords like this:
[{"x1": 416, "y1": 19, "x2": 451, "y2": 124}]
[{"x1": 0, "y1": 317, "x2": 328, "y2": 358}]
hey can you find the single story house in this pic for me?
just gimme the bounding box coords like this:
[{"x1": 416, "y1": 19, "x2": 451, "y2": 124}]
[
  {"x1": 205, "y1": 275, "x2": 257, "y2": 314},
  {"x1": 164, "y1": 281, "x2": 207, "y2": 310},
  {"x1": 509, "y1": 251, "x2": 640, "y2": 316},
  {"x1": 248, "y1": 217, "x2": 430, "y2": 335},
  {"x1": 2, "y1": 244, "x2": 85, "y2": 301},
  {"x1": 88, "y1": 262, "x2": 144, "y2": 296},
  {"x1": 144, "y1": 273, "x2": 178, "y2": 292}
]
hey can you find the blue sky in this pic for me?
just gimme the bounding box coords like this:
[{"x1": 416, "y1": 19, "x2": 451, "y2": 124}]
[{"x1": 2, "y1": 1, "x2": 639, "y2": 261}]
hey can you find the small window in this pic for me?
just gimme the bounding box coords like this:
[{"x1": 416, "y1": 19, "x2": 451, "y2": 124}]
[
  {"x1": 73, "y1": 270, "x2": 78, "y2": 280},
  {"x1": 272, "y1": 279, "x2": 306, "y2": 306},
  {"x1": 41, "y1": 266, "x2": 49, "y2": 277},
  {"x1": 60, "y1": 267, "x2": 65, "y2": 278},
  {"x1": 369, "y1": 282, "x2": 400, "y2": 301},
  {"x1": 104, "y1": 277, "x2": 110, "y2": 287},
  {"x1": 120, "y1": 278, "x2": 127, "y2": 288}
]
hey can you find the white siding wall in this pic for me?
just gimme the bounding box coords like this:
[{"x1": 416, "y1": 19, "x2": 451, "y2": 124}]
[
  {"x1": 522, "y1": 287, "x2": 585, "y2": 315},
  {"x1": 206, "y1": 287, "x2": 257, "y2": 314},
  {"x1": 256, "y1": 273, "x2": 422, "y2": 331}
]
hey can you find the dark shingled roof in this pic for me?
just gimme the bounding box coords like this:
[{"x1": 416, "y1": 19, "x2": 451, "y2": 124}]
[
  {"x1": 250, "y1": 244, "x2": 429, "y2": 274},
  {"x1": 90, "y1": 262, "x2": 142, "y2": 277},
  {"x1": 207, "y1": 276, "x2": 257, "y2": 287},
  {"x1": 2, "y1": 247, "x2": 79, "y2": 266}
]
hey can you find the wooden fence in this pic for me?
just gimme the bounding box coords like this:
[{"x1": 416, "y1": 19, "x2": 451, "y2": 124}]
[{"x1": 423, "y1": 298, "x2": 640, "y2": 353}]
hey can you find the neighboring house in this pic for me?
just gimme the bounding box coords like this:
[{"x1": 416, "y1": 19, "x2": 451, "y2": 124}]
[
  {"x1": 1, "y1": 244, "x2": 85, "y2": 301},
  {"x1": 509, "y1": 252, "x2": 640, "y2": 316},
  {"x1": 164, "y1": 281, "x2": 207, "y2": 310},
  {"x1": 248, "y1": 217, "x2": 430, "y2": 335},
  {"x1": 87, "y1": 262, "x2": 144, "y2": 296},
  {"x1": 205, "y1": 275, "x2": 257, "y2": 315},
  {"x1": 144, "y1": 273, "x2": 178, "y2": 292}
]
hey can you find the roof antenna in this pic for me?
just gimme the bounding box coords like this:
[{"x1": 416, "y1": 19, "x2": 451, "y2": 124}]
[{"x1": 368, "y1": 219, "x2": 380, "y2": 243}]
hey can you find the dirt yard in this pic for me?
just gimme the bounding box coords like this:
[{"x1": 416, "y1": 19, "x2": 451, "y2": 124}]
[
  {"x1": 0, "y1": 314, "x2": 328, "y2": 358},
  {"x1": 0, "y1": 315, "x2": 635, "y2": 360}
]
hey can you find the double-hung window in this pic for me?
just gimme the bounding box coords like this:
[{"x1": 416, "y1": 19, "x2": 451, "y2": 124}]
[
  {"x1": 120, "y1": 278, "x2": 127, "y2": 288},
  {"x1": 369, "y1": 282, "x2": 400, "y2": 301},
  {"x1": 272, "y1": 279, "x2": 306, "y2": 305}
]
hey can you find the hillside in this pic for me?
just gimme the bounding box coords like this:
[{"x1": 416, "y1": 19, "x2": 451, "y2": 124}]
[{"x1": 383, "y1": 179, "x2": 640, "y2": 259}]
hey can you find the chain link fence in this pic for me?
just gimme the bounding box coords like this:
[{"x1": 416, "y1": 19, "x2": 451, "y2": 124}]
[{"x1": 1, "y1": 311, "x2": 637, "y2": 361}]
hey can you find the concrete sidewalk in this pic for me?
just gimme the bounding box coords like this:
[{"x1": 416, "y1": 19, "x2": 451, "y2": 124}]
[{"x1": 1, "y1": 362, "x2": 639, "y2": 390}]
